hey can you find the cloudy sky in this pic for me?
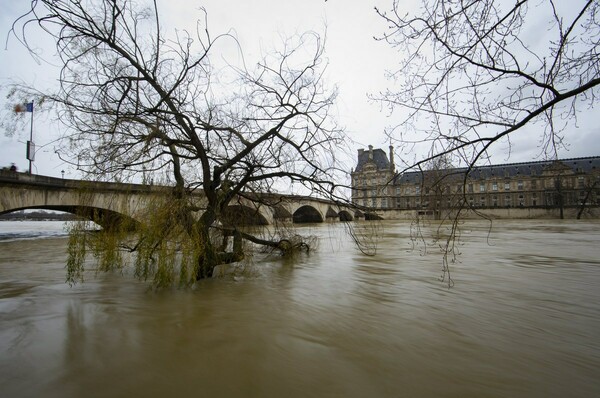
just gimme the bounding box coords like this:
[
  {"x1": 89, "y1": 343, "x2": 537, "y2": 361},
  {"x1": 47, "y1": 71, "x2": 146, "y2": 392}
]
[{"x1": 1, "y1": 0, "x2": 598, "y2": 179}]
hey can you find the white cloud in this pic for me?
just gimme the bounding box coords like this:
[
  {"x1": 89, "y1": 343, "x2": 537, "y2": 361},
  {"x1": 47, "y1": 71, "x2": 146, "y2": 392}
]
[{"x1": 1, "y1": 0, "x2": 596, "y2": 178}]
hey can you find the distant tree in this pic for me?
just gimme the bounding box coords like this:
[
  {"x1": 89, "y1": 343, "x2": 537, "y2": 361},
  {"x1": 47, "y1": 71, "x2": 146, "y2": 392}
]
[
  {"x1": 577, "y1": 179, "x2": 599, "y2": 219},
  {"x1": 421, "y1": 155, "x2": 461, "y2": 220},
  {"x1": 375, "y1": 0, "x2": 600, "y2": 284},
  {"x1": 6, "y1": 0, "x2": 351, "y2": 286}
]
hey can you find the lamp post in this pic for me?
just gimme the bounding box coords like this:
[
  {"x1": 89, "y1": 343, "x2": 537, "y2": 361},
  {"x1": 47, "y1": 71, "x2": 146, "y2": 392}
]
[{"x1": 61, "y1": 170, "x2": 65, "y2": 179}]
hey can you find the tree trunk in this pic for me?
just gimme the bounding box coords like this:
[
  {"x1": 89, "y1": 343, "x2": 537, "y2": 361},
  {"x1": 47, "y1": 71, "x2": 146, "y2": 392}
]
[
  {"x1": 195, "y1": 209, "x2": 217, "y2": 280},
  {"x1": 577, "y1": 182, "x2": 597, "y2": 220},
  {"x1": 194, "y1": 207, "x2": 246, "y2": 280}
]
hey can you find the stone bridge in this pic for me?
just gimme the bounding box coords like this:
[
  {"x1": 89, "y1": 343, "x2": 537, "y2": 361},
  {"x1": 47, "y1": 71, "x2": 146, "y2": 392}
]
[{"x1": 0, "y1": 171, "x2": 359, "y2": 229}]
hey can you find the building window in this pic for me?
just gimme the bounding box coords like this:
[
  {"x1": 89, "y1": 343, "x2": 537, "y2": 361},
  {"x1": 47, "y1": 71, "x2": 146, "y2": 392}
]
[
  {"x1": 517, "y1": 180, "x2": 523, "y2": 190},
  {"x1": 531, "y1": 179, "x2": 537, "y2": 189},
  {"x1": 467, "y1": 184, "x2": 473, "y2": 193},
  {"x1": 519, "y1": 194, "x2": 525, "y2": 206},
  {"x1": 480, "y1": 196, "x2": 486, "y2": 207},
  {"x1": 415, "y1": 185, "x2": 421, "y2": 195},
  {"x1": 578, "y1": 176, "x2": 585, "y2": 188},
  {"x1": 505, "y1": 195, "x2": 511, "y2": 207},
  {"x1": 492, "y1": 196, "x2": 498, "y2": 207},
  {"x1": 381, "y1": 198, "x2": 388, "y2": 208},
  {"x1": 492, "y1": 182, "x2": 498, "y2": 191},
  {"x1": 480, "y1": 183, "x2": 485, "y2": 192},
  {"x1": 371, "y1": 198, "x2": 377, "y2": 207},
  {"x1": 504, "y1": 181, "x2": 510, "y2": 190},
  {"x1": 396, "y1": 187, "x2": 401, "y2": 195}
]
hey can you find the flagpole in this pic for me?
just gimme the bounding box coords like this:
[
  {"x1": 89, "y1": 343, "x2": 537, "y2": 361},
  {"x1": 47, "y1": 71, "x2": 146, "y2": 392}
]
[{"x1": 29, "y1": 101, "x2": 34, "y2": 174}]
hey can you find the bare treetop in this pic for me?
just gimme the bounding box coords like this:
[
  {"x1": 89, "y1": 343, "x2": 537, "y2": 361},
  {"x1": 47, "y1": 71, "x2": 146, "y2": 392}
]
[
  {"x1": 9, "y1": 1, "x2": 346, "y2": 197},
  {"x1": 375, "y1": 0, "x2": 600, "y2": 170}
]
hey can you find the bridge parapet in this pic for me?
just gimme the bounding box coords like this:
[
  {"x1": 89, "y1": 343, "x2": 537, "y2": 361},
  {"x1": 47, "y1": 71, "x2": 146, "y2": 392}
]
[
  {"x1": 0, "y1": 170, "x2": 172, "y2": 194},
  {"x1": 0, "y1": 172, "x2": 359, "y2": 226}
]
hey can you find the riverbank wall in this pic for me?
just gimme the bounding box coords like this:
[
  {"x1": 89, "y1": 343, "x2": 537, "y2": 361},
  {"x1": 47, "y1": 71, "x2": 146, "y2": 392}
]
[{"x1": 366, "y1": 206, "x2": 599, "y2": 220}]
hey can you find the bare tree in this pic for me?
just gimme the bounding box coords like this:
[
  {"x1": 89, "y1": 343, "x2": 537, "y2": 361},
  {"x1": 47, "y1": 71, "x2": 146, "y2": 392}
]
[
  {"x1": 577, "y1": 179, "x2": 599, "y2": 219},
  {"x1": 375, "y1": 0, "x2": 600, "y2": 168},
  {"x1": 6, "y1": 0, "x2": 351, "y2": 286},
  {"x1": 374, "y1": 0, "x2": 600, "y2": 284}
]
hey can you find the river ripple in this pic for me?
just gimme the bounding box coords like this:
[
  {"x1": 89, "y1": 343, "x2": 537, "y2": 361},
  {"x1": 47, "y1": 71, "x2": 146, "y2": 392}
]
[{"x1": 0, "y1": 219, "x2": 599, "y2": 397}]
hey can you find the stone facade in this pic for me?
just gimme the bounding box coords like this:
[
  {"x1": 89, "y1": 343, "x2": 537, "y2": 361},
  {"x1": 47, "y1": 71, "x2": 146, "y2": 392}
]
[
  {"x1": 351, "y1": 147, "x2": 600, "y2": 217},
  {"x1": 350, "y1": 145, "x2": 396, "y2": 209}
]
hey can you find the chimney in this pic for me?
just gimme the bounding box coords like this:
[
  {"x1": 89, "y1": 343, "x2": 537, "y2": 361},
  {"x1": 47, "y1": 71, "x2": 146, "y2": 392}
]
[
  {"x1": 368, "y1": 145, "x2": 373, "y2": 160},
  {"x1": 389, "y1": 145, "x2": 395, "y2": 172}
]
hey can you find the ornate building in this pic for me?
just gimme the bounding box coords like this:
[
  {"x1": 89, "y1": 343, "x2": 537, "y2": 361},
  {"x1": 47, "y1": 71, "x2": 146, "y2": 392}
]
[
  {"x1": 351, "y1": 146, "x2": 600, "y2": 217},
  {"x1": 351, "y1": 145, "x2": 396, "y2": 209}
]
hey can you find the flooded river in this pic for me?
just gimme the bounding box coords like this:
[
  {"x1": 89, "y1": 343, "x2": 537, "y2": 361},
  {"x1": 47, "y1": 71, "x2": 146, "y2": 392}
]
[{"x1": 0, "y1": 219, "x2": 599, "y2": 397}]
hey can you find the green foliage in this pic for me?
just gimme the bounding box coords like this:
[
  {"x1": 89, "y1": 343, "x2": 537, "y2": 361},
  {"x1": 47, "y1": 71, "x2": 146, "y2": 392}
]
[
  {"x1": 65, "y1": 194, "x2": 209, "y2": 288},
  {"x1": 65, "y1": 221, "x2": 88, "y2": 285},
  {"x1": 64, "y1": 188, "x2": 325, "y2": 288},
  {"x1": 90, "y1": 230, "x2": 126, "y2": 274},
  {"x1": 152, "y1": 241, "x2": 176, "y2": 288},
  {"x1": 178, "y1": 228, "x2": 203, "y2": 288},
  {"x1": 130, "y1": 196, "x2": 204, "y2": 287}
]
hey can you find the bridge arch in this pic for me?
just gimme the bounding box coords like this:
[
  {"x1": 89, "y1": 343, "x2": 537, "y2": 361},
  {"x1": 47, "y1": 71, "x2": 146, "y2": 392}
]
[
  {"x1": 222, "y1": 204, "x2": 269, "y2": 226},
  {"x1": 0, "y1": 205, "x2": 138, "y2": 231},
  {"x1": 365, "y1": 212, "x2": 384, "y2": 221},
  {"x1": 338, "y1": 210, "x2": 353, "y2": 222},
  {"x1": 293, "y1": 205, "x2": 323, "y2": 223},
  {"x1": 273, "y1": 204, "x2": 293, "y2": 222}
]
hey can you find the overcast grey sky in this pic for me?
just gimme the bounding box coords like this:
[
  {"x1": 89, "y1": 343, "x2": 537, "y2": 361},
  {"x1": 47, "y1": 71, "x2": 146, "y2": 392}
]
[{"x1": 1, "y1": 0, "x2": 598, "y2": 179}]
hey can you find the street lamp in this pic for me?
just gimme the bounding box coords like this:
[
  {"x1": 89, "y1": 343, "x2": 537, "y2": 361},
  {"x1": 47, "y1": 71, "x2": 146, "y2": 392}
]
[{"x1": 61, "y1": 170, "x2": 65, "y2": 179}]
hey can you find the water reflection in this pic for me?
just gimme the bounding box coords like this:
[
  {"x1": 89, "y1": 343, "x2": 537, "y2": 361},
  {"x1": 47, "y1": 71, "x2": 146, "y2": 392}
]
[{"x1": 0, "y1": 220, "x2": 599, "y2": 397}]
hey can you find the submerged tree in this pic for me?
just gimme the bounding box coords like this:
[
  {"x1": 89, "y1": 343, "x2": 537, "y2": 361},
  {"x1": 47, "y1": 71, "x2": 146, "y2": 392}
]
[
  {"x1": 374, "y1": 0, "x2": 600, "y2": 284},
  {"x1": 7, "y1": 0, "x2": 351, "y2": 285}
]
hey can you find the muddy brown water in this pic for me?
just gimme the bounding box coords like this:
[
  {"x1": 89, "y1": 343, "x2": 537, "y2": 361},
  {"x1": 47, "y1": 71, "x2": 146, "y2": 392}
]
[{"x1": 1, "y1": 219, "x2": 599, "y2": 397}]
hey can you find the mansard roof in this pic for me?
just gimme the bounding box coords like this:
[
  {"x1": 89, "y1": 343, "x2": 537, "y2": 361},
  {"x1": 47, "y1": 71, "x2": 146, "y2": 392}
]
[
  {"x1": 355, "y1": 148, "x2": 390, "y2": 172},
  {"x1": 395, "y1": 156, "x2": 600, "y2": 184}
]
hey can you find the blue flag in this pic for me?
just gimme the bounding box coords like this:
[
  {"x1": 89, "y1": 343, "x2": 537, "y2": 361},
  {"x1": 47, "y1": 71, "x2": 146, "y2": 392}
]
[{"x1": 14, "y1": 102, "x2": 33, "y2": 113}]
